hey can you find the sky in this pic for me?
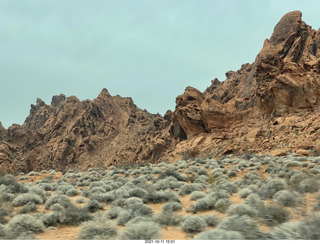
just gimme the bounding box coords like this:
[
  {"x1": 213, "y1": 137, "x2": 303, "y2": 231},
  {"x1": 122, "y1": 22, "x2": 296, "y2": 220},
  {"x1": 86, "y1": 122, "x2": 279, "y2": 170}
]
[{"x1": 1, "y1": 0, "x2": 320, "y2": 128}]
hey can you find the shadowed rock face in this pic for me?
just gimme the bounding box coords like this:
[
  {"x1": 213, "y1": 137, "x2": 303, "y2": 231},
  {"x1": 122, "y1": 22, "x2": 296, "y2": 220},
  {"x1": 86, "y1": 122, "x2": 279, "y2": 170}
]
[{"x1": 2, "y1": 11, "x2": 320, "y2": 172}]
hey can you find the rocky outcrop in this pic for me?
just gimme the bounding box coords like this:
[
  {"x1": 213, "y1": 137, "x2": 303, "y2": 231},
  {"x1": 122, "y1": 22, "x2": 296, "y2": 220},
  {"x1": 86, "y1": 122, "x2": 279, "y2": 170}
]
[
  {"x1": 168, "y1": 11, "x2": 320, "y2": 160},
  {"x1": 2, "y1": 11, "x2": 320, "y2": 172},
  {"x1": 0, "y1": 89, "x2": 170, "y2": 172}
]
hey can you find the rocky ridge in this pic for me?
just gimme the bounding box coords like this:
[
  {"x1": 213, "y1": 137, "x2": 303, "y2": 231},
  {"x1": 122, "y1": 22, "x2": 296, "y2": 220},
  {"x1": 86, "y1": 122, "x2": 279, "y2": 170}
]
[{"x1": 2, "y1": 11, "x2": 320, "y2": 172}]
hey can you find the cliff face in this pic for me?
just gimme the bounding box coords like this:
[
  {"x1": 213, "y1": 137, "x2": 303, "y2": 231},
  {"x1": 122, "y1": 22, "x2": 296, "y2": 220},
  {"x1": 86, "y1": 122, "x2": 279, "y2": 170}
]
[
  {"x1": 168, "y1": 11, "x2": 320, "y2": 160},
  {"x1": 2, "y1": 11, "x2": 320, "y2": 173}
]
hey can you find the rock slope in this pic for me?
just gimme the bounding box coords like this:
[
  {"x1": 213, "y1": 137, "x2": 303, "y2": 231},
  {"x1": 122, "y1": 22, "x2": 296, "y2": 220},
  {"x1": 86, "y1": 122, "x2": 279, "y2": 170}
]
[{"x1": 2, "y1": 11, "x2": 320, "y2": 172}]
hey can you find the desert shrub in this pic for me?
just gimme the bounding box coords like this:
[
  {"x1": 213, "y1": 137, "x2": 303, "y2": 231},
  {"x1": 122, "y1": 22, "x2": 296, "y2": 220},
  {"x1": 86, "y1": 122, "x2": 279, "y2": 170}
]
[
  {"x1": 270, "y1": 221, "x2": 303, "y2": 239},
  {"x1": 259, "y1": 178, "x2": 287, "y2": 199},
  {"x1": 128, "y1": 187, "x2": 148, "y2": 199},
  {"x1": 244, "y1": 194, "x2": 264, "y2": 211},
  {"x1": 299, "y1": 214, "x2": 320, "y2": 239},
  {"x1": 5, "y1": 214, "x2": 44, "y2": 239},
  {"x1": 28, "y1": 186, "x2": 46, "y2": 201},
  {"x1": 121, "y1": 220, "x2": 161, "y2": 240},
  {"x1": 217, "y1": 215, "x2": 264, "y2": 240},
  {"x1": 38, "y1": 182, "x2": 58, "y2": 191},
  {"x1": 226, "y1": 203, "x2": 258, "y2": 218},
  {"x1": 60, "y1": 205, "x2": 92, "y2": 225},
  {"x1": 195, "y1": 228, "x2": 244, "y2": 240},
  {"x1": 273, "y1": 190, "x2": 301, "y2": 207},
  {"x1": 190, "y1": 189, "x2": 231, "y2": 213},
  {"x1": 193, "y1": 175, "x2": 208, "y2": 184},
  {"x1": 90, "y1": 186, "x2": 106, "y2": 194},
  {"x1": 89, "y1": 193, "x2": 114, "y2": 203},
  {"x1": 314, "y1": 195, "x2": 320, "y2": 211},
  {"x1": 201, "y1": 214, "x2": 220, "y2": 227},
  {"x1": 28, "y1": 171, "x2": 40, "y2": 176},
  {"x1": 155, "y1": 209, "x2": 182, "y2": 226},
  {"x1": 57, "y1": 184, "x2": 78, "y2": 194},
  {"x1": 13, "y1": 193, "x2": 43, "y2": 206},
  {"x1": 105, "y1": 206, "x2": 122, "y2": 219},
  {"x1": 78, "y1": 219, "x2": 118, "y2": 240},
  {"x1": 0, "y1": 224, "x2": 5, "y2": 238},
  {"x1": 0, "y1": 174, "x2": 27, "y2": 194},
  {"x1": 178, "y1": 183, "x2": 205, "y2": 196},
  {"x1": 181, "y1": 216, "x2": 207, "y2": 233},
  {"x1": 125, "y1": 197, "x2": 144, "y2": 205},
  {"x1": 162, "y1": 201, "x2": 183, "y2": 212},
  {"x1": 18, "y1": 202, "x2": 38, "y2": 214},
  {"x1": 238, "y1": 188, "x2": 253, "y2": 198},
  {"x1": 158, "y1": 169, "x2": 187, "y2": 181},
  {"x1": 190, "y1": 191, "x2": 206, "y2": 200},
  {"x1": 45, "y1": 194, "x2": 72, "y2": 209},
  {"x1": 117, "y1": 203, "x2": 152, "y2": 225},
  {"x1": 260, "y1": 203, "x2": 290, "y2": 227},
  {"x1": 298, "y1": 178, "x2": 320, "y2": 193},
  {"x1": 65, "y1": 187, "x2": 78, "y2": 196},
  {"x1": 85, "y1": 200, "x2": 104, "y2": 213},
  {"x1": 117, "y1": 210, "x2": 132, "y2": 226},
  {"x1": 144, "y1": 189, "x2": 179, "y2": 203}
]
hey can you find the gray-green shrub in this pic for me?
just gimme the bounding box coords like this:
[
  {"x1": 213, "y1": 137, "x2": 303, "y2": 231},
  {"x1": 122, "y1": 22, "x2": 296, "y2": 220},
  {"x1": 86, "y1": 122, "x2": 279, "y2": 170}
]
[{"x1": 181, "y1": 216, "x2": 207, "y2": 233}]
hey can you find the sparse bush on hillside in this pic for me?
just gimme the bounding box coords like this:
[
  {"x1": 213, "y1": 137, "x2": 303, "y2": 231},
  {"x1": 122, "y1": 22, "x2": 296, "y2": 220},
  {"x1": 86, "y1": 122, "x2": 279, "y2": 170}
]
[
  {"x1": 270, "y1": 221, "x2": 303, "y2": 239},
  {"x1": 4, "y1": 214, "x2": 45, "y2": 240},
  {"x1": 273, "y1": 190, "x2": 301, "y2": 207},
  {"x1": 0, "y1": 174, "x2": 27, "y2": 194},
  {"x1": 38, "y1": 182, "x2": 58, "y2": 191},
  {"x1": 178, "y1": 183, "x2": 205, "y2": 196},
  {"x1": 298, "y1": 178, "x2": 320, "y2": 193},
  {"x1": 45, "y1": 194, "x2": 72, "y2": 209},
  {"x1": 162, "y1": 201, "x2": 183, "y2": 212},
  {"x1": 60, "y1": 205, "x2": 92, "y2": 225},
  {"x1": 181, "y1": 216, "x2": 207, "y2": 233},
  {"x1": 78, "y1": 219, "x2": 118, "y2": 240},
  {"x1": 128, "y1": 187, "x2": 148, "y2": 199},
  {"x1": 259, "y1": 178, "x2": 287, "y2": 199},
  {"x1": 201, "y1": 214, "x2": 220, "y2": 227},
  {"x1": 90, "y1": 186, "x2": 106, "y2": 194},
  {"x1": 190, "y1": 191, "x2": 206, "y2": 201},
  {"x1": 238, "y1": 188, "x2": 253, "y2": 198},
  {"x1": 28, "y1": 171, "x2": 40, "y2": 176},
  {"x1": 158, "y1": 169, "x2": 187, "y2": 182},
  {"x1": 226, "y1": 203, "x2": 258, "y2": 218},
  {"x1": 66, "y1": 188, "x2": 79, "y2": 197},
  {"x1": 125, "y1": 197, "x2": 144, "y2": 205},
  {"x1": 12, "y1": 193, "x2": 43, "y2": 206},
  {"x1": 217, "y1": 215, "x2": 264, "y2": 240},
  {"x1": 121, "y1": 220, "x2": 161, "y2": 240},
  {"x1": 84, "y1": 199, "x2": 104, "y2": 213},
  {"x1": 18, "y1": 202, "x2": 38, "y2": 214},
  {"x1": 314, "y1": 195, "x2": 320, "y2": 211},
  {"x1": 155, "y1": 209, "x2": 182, "y2": 226},
  {"x1": 89, "y1": 193, "x2": 114, "y2": 203},
  {"x1": 195, "y1": 228, "x2": 244, "y2": 240},
  {"x1": 260, "y1": 203, "x2": 290, "y2": 227},
  {"x1": 105, "y1": 206, "x2": 122, "y2": 220}
]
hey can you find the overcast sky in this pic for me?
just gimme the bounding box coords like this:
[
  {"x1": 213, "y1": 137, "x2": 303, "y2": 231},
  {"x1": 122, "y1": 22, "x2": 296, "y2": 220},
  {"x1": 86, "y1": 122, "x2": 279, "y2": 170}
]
[{"x1": 1, "y1": 0, "x2": 320, "y2": 128}]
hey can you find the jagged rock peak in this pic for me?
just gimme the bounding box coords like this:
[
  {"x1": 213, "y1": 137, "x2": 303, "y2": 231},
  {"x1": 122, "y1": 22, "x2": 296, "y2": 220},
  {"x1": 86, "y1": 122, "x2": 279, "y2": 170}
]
[
  {"x1": 51, "y1": 94, "x2": 66, "y2": 107},
  {"x1": 98, "y1": 88, "x2": 111, "y2": 99}
]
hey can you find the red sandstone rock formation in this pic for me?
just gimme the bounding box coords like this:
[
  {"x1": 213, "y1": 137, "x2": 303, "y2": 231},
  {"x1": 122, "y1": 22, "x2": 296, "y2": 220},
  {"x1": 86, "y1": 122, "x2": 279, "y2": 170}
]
[{"x1": 2, "y1": 11, "x2": 320, "y2": 172}]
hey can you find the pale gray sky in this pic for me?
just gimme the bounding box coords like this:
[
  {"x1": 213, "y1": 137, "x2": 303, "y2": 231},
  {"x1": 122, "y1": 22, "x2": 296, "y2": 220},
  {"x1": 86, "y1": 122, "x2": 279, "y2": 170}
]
[{"x1": 1, "y1": 0, "x2": 320, "y2": 128}]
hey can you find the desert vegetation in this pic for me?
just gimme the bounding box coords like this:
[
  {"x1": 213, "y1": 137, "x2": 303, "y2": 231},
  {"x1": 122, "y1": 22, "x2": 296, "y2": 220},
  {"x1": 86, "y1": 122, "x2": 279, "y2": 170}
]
[{"x1": 0, "y1": 154, "x2": 320, "y2": 240}]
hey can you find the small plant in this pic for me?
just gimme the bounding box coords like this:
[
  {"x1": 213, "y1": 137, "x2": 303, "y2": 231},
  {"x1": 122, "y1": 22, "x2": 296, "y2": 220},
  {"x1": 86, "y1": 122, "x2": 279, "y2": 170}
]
[
  {"x1": 13, "y1": 193, "x2": 43, "y2": 206},
  {"x1": 181, "y1": 216, "x2": 207, "y2": 233},
  {"x1": 45, "y1": 194, "x2": 72, "y2": 209},
  {"x1": 4, "y1": 214, "x2": 45, "y2": 239},
  {"x1": 78, "y1": 219, "x2": 118, "y2": 240},
  {"x1": 155, "y1": 209, "x2": 182, "y2": 226},
  {"x1": 162, "y1": 201, "x2": 183, "y2": 212},
  {"x1": 260, "y1": 203, "x2": 290, "y2": 227},
  {"x1": 217, "y1": 215, "x2": 264, "y2": 240},
  {"x1": 178, "y1": 183, "x2": 205, "y2": 196},
  {"x1": 201, "y1": 214, "x2": 220, "y2": 227},
  {"x1": 195, "y1": 228, "x2": 244, "y2": 240},
  {"x1": 190, "y1": 191, "x2": 206, "y2": 201},
  {"x1": 273, "y1": 190, "x2": 301, "y2": 207},
  {"x1": 226, "y1": 203, "x2": 258, "y2": 218},
  {"x1": 121, "y1": 220, "x2": 161, "y2": 240}
]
